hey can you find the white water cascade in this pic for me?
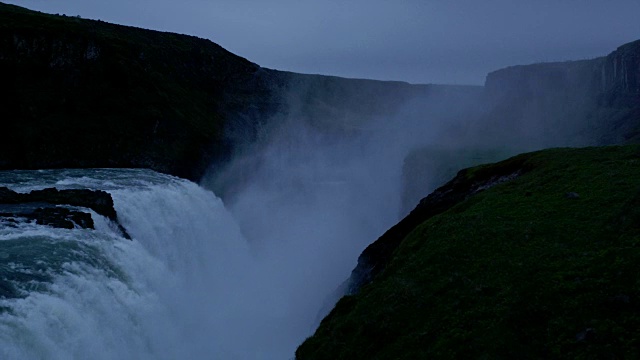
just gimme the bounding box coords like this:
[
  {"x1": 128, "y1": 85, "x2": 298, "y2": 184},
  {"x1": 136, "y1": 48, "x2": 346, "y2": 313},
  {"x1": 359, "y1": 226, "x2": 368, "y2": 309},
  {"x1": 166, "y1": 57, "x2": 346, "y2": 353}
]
[
  {"x1": 0, "y1": 104, "x2": 448, "y2": 359},
  {"x1": 0, "y1": 104, "x2": 441, "y2": 359},
  {"x1": 0, "y1": 169, "x2": 279, "y2": 359}
]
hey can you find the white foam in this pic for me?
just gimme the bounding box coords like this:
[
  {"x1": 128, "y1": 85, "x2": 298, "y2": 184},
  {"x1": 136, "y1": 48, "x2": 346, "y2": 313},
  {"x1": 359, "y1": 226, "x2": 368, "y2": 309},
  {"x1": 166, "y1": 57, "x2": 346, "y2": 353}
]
[{"x1": 0, "y1": 170, "x2": 253, "y2": 359}]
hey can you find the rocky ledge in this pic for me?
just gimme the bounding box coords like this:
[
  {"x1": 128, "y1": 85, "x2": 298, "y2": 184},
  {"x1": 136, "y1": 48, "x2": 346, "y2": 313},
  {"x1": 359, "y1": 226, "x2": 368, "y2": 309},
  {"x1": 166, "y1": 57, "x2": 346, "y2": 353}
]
[{"x1": 0, "y1": 187, "x2": 130, "y2": 238}]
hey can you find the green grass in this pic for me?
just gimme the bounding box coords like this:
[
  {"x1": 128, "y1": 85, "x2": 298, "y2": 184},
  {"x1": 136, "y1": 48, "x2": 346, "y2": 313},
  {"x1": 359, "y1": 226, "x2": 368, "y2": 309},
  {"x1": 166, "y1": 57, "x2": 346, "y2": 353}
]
[{"x1": 297, "y1": 145, "x2": 640, "y2": 359}]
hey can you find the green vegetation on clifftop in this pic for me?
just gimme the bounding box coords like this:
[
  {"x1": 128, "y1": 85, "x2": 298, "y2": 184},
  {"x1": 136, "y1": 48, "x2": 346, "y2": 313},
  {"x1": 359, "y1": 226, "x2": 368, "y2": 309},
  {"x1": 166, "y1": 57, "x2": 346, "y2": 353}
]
[{"x1": 298, "y1": 145, "x2": 640, "y2": 359}]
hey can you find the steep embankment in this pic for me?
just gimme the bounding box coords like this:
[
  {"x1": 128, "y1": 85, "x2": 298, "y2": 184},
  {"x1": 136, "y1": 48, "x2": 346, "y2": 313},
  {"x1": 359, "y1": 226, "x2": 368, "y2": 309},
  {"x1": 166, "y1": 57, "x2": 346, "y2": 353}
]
[
  {"x1": 298, "y1": 145, "x2": 640, "y2": 359},
  {"x1": 0, "y1": 2, "x2": 478, "y2": 181}
]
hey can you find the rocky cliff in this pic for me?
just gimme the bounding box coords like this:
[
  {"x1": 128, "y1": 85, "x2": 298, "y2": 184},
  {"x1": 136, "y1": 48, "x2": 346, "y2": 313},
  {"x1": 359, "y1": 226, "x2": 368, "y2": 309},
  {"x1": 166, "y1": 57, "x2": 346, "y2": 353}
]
[
  {"x1": 2, "y1": 2, "x2": 637, "y2": 184},
  {"x1": 0, "y1": 2, "x2": 479, "y2": 182},
  {"x1": 0, "y1": 2, "x2": 261, "y2": 180},
  {"x1": 479, "y1": 40, "x2": 640, "y2": 147},
  {"x1": 601, "y1": 39, "x2": 640, "y2": 96}
]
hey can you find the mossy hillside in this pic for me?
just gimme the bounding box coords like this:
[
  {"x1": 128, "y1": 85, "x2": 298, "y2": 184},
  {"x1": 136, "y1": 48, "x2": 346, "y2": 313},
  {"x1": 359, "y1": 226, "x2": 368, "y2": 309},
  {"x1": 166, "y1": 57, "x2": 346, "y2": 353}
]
[{"x1": 297, "y1": 145, "x2": 640, "y2": 359}]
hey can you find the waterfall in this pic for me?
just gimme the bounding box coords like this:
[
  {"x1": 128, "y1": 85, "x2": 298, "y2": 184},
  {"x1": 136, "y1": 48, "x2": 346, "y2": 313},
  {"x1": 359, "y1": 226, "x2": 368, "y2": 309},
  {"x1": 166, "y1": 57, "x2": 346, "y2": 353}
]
[
  {"x1": 0, "y1": 102, "x2": 431, "y2": 359},
  {"x1": 0, "y1": 169, "x2": 262, "y2": 359}
]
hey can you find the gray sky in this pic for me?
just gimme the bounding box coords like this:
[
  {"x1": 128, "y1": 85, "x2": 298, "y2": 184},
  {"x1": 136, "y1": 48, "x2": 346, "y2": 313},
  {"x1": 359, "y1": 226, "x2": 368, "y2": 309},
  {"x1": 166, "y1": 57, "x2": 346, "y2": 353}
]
[{"x1": 6, "y1": 0, "x2": 640, "y2": 84}]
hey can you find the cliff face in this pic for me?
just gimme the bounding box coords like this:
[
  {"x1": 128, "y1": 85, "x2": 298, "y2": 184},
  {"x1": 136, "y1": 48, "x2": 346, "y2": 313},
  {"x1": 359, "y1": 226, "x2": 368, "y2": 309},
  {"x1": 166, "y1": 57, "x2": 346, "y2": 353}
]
[
  {"x1": 485, "y1": 59, "x2": 604, "y2": 101},
  {"x1": 601, "y1": 39, "x2": 640, "y2": 96},
  {"x1": 484, "y1": 39, "x2": 640, "y2": 102},
  {"x1": 0, "y1": 2, "x2": 264, "y2": 180},
  {"x1": 479, "y1": 40, "x2": 640, "y2": 147},
  {"x1": 0, "y1": 2, "x2": 480, "y2": 181},
  {"x1": 597, "y1": 40, "x2": 640, "y2": 143},
  {"x1": 480, "y1": 59, "x2": 601, "y2": 148},
  {"x1": 4, "y1": 2, "x2": 636, "y2": 183}
]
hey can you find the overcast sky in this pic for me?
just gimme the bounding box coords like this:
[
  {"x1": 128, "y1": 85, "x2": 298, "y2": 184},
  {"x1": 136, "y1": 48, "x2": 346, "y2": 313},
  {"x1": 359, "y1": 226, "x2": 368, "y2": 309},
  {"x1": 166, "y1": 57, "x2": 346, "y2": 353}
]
[{"x1": 6, "y1": 0, "x2": 640, "y2": 84}]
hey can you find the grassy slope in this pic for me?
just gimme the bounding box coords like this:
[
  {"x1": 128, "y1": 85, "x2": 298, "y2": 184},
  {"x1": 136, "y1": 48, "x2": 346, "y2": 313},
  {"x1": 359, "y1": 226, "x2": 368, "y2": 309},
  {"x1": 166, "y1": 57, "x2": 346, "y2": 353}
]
[{"x1": 298, "y1": 145, "x2": 640, "y2": 359}]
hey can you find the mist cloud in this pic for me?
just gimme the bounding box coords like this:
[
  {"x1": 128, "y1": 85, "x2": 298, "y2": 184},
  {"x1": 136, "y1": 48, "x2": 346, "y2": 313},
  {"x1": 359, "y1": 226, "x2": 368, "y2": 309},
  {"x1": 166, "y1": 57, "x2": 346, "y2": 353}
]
[{"x1": 194, "y1": 77, "x2": 494, "y2": 356}]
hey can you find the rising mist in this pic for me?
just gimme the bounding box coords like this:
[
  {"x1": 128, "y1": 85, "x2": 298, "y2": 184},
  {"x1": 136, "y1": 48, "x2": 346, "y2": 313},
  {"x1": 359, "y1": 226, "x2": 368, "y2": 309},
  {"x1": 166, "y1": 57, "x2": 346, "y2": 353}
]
[
  {"x1": 201, "y1": 81, "x2": 491, "y2": 357},
  {"x1": 200, "y1": 57, "x2": 615, "y2": 357}
]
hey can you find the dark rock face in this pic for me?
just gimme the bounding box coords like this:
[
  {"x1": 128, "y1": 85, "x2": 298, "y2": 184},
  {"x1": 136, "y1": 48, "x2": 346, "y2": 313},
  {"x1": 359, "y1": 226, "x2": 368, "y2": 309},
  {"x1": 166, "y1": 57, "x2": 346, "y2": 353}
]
[
  {"x1": 29, "y1": 207, "x2": 94, "y2": 229},
  {"x1": 0, "y1": 187, "x2": 116, "y2": 219},
  {"x1": 565, "y1": 192, "x2": 580, "y2": 199},
  {"x1": 0, "y1": 3, "x2": 474, "y2": 183},
  {"x1": 482, "y1": 59, "x2": 604, "y2": 148},
  {"x1": 597, "y1": 40, "x2": 640, "y2": 143},
  {"x1": 0, "y1": 3, "x2": 260, "y2": 181},
  {"x1": 601, "y1": 40, "x2": 640, "y2": 95},
  {"x1": 0, "y1": 186, "x2": 15, "y2": 201},
  {"x1": 27, "y1": 188, "x2": 118, "y2": 221},
  {"x1": 0, "y1": 186, "x2": 129, "y2": 237},
  {"x1": 481, "y1": 40, "x2": 640, "y2": 147},
  {"x1": 1, "y1": 3, "x2": 637, "y2": 185},
  {"x1": 347, "y1": 154, "x2": 531, "y2": 294}
]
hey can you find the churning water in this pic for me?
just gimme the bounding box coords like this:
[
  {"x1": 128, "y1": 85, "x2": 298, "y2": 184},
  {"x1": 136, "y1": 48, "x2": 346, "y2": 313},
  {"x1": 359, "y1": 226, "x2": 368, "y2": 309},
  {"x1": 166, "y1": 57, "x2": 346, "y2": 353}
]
[
  {"x1": 0, "y1": 112, "x2": 428, "y2": 359},
  {"x1": 0, "y1": 169, "x2": 273, "y2": 359}
]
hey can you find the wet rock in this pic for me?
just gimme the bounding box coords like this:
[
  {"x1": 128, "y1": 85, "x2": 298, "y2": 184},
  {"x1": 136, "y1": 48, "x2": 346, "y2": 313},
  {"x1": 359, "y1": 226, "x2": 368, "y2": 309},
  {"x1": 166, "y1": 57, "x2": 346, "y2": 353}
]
[
  {"x1": 0, "y1": 207, "x2": 94, "y2": 230},
  {"x1": 27, "y1": 188, "x2": 118, "y2": 221},
  {"x1": 576, "y1": 328, "x2": 596, "y2": 342},
  {"x1": 607, "y1": 294, "x2": 633, "y2": 312},
  {"x1": 30, "y1": 207, "x2": 94, "y2": 229},
  {"x1": 610, "y1": 294, "x2": 631, "y2": 304},
  {"x1": 565, "y1": 192, "x2": 580, "y2": 199},
  {"x1": 0, "y1": 187, "x2": 129, "y2": 238}
]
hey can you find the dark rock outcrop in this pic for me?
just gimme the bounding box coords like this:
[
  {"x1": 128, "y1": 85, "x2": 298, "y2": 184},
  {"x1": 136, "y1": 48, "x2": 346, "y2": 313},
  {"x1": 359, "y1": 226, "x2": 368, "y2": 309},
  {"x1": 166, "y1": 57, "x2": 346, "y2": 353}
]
[
  {"x1": 0, "y1": 186, "x2": 129, "y2": 237},
  {"x1": 29, "y1": 207, "x2": 94, "y2": 229},
  {"x1": 0, "y1": 187, "x2": 116, "y2": 219},
  {"x1": 27, "y1": 188, "x2": 118, "y2": 221}
]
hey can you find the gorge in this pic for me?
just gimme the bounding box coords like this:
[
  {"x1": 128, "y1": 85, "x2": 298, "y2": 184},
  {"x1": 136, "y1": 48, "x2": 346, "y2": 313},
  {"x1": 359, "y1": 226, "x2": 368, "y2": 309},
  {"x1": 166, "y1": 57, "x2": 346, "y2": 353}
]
[{"x1": 1, "y1": 2, "x2": 639, "y2": 359}]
